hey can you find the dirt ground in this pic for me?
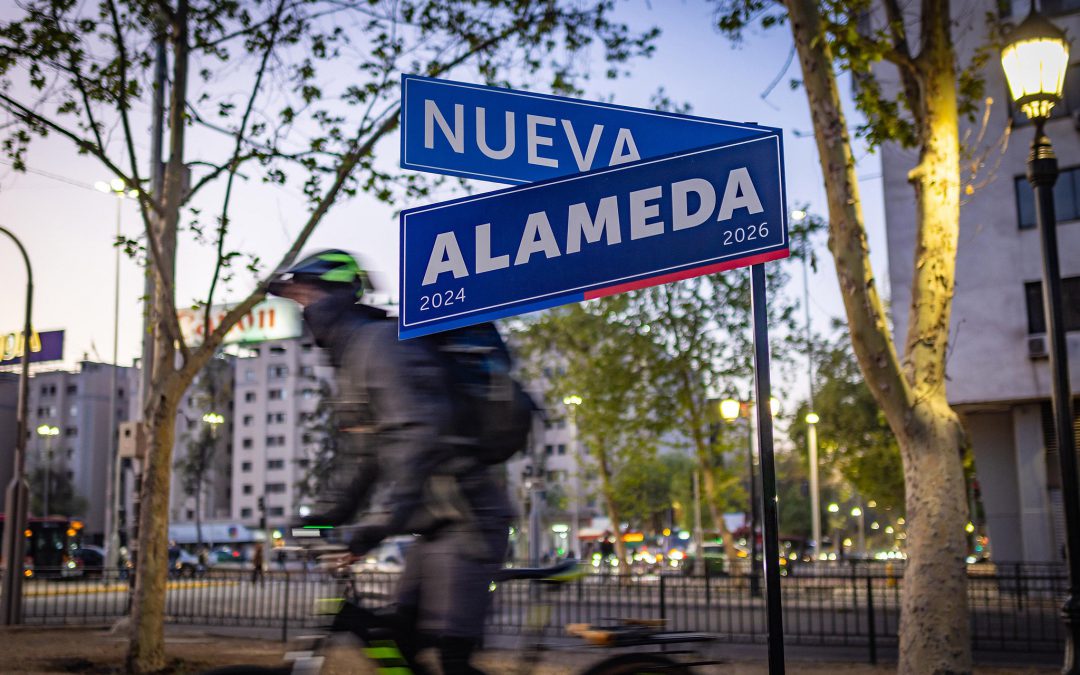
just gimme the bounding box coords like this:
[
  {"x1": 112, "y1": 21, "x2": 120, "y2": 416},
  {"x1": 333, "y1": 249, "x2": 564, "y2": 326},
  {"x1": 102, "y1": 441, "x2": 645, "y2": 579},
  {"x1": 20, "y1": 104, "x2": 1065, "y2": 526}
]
[{"x1": 0, "y1": 627, "x2": 1057, "y2": 674}]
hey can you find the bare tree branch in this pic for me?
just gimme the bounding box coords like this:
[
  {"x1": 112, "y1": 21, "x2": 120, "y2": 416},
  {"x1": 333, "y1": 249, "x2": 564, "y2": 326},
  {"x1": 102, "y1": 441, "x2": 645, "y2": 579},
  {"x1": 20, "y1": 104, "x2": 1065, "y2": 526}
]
[
  {"x1": 881, "y1": 0, "x2": 924, "y2": 117},
  {"x1": 204, "y1": 0, "x2": 290, "y2": 338}
]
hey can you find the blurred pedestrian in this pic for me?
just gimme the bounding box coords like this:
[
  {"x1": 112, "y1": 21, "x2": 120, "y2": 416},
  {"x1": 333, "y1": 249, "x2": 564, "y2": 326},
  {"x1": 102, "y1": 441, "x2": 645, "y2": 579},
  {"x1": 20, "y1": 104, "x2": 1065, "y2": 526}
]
[{"x1": 251, "y1": 545, "x2": 265, "y2": 586}]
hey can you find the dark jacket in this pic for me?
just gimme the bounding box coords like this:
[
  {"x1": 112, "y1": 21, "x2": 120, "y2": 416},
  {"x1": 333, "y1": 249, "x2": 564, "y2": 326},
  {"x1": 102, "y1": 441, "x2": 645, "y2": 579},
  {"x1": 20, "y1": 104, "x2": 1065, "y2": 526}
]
[{"x1": 304, "y1": 292, "x2": 513, "y2": 549}]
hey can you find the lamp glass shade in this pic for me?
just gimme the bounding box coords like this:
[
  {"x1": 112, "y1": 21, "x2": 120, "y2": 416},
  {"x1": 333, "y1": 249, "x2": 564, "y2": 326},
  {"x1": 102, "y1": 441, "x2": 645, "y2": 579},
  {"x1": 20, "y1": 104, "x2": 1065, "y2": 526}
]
[
  {"x1": 1001, "y1": 14, "x2": 1070, "y2": 120},
  {"x1": 719, "y1": 398, "x2": 741, "y2": 421}
]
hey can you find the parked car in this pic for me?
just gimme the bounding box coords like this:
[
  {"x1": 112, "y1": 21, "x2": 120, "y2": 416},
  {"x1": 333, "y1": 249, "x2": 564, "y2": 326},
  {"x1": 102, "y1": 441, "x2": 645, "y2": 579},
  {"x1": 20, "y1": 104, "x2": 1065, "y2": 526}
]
[
  {"x1": 168, "y1": 547, "x2": 204, "y2": 578},
  {"x1": 350, "y1": 536, "x2": 413, "y2": 575},
  {"x1": 71, "y1": 545, "x2": 105, "y2": 577}
]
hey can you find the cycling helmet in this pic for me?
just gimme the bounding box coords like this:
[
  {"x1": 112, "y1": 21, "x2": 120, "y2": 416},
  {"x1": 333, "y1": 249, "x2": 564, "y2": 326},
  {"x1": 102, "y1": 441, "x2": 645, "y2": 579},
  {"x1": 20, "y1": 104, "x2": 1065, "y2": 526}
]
[{"x1": 269, "y1": 249, "x2": 374, "y2": 299}]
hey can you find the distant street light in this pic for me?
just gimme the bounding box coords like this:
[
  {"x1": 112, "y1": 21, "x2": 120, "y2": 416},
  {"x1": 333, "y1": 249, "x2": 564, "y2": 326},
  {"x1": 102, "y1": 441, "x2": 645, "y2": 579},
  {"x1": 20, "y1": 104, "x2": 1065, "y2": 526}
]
[
  {"x1": 96, "y1": 177, "x2": 137, "y2": 574},
  {"x1": 563, "y1": 395, "x2": 582, "y2": 559},
  {"x1": 720, "y1": 397, "x2": 778, "y2": 598},
  {"x1": 1002, "y1": 8, "x2": 1079, "y2": 672},
  {"x1": 35, "y1": 425, "x2": 59, "y2": 517},
  {"x1": 828, "y1": 503, "x2": 839, "y2": 513}
]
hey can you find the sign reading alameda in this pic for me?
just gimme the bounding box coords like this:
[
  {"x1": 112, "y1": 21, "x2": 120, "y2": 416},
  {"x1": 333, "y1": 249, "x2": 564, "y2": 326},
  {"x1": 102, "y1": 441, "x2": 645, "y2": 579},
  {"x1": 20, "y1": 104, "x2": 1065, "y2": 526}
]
[
  {"x1": 399, "y1": 134, "x2": 787, "y2": 339},
  {"x1": 398, "y1": 75, "x2": 791, "y2": 670}
]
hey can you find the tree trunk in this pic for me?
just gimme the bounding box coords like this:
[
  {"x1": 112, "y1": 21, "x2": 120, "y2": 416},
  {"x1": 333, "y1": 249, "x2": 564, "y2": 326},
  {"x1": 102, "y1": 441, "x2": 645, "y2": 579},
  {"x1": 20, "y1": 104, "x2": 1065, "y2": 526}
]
[
  {"x1": 698, "y1": 456, "x2": 738, "y2": 563},
  {"x1": 126, "y1": 388, "x2": 181, "y2": 673},
  {"x1": 897, "y1": 399, "x2": 970, "y2": 673},
  {"x1": 782, "y1": 0, "x2": 972, "y2": 671},
  {"x1": 594, "y1": 446, "x2": 629, "y2": 574}
]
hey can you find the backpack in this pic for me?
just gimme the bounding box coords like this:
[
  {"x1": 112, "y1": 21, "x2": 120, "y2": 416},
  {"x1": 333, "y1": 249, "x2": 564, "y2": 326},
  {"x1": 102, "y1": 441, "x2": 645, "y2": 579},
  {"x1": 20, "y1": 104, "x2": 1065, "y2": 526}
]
[{"x1": 428, "y1": 322, "x2": 537, "y2": 465}]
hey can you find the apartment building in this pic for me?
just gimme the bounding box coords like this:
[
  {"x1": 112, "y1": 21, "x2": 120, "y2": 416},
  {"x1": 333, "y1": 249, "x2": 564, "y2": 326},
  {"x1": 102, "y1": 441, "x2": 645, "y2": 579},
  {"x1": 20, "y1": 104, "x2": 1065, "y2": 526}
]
[
  {"x1": 229, "y1": 336, "x2": 335, "y2": 532},
  {"x1": 22, "y1": 361, "x2": 138, "y2": 541},
  {"x1": 880, "y1": 0, "x2": 1080, "y2": 562}
]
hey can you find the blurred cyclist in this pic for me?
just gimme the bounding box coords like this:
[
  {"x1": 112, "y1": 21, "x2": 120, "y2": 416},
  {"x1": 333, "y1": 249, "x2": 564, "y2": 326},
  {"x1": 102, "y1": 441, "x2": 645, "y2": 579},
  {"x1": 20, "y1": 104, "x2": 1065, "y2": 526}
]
[{"x1": 269, "y1": 250, "x2": 513, "y2": 675}]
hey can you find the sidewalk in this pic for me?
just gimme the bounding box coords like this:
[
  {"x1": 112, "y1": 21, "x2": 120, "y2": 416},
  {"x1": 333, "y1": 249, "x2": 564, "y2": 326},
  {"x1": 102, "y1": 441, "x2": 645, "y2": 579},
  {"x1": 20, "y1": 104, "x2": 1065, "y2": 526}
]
[{"x1": 0, "y1": 626, "x2": 1059, "y2": 674}]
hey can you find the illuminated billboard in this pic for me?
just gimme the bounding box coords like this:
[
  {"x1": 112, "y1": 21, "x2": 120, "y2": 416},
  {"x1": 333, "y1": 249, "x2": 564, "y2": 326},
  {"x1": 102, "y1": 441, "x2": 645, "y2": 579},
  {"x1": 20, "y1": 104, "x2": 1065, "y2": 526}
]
[
  {"x1": 178, "y1": 298, "x2": 302, "y2": 346},
  {"x1": 0, "y1": 329, "x2": 64, "y2": 366}
]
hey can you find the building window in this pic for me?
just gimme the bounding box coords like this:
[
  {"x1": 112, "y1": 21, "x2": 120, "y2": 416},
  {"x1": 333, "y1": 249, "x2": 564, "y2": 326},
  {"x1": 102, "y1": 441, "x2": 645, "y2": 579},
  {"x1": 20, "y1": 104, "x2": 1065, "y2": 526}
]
[
  {"x1": 300, "y1": 365, "x2": 315, "y2": 378},
  {"x1": 241, "y1": 508, "x2": 253, "y2": 519},
  {"x1": 65, "y1": 384, "x2": 77, "y2": 395},
  {"x1": 1015, "y1": 166, "x2": 1080, "y2": 229},
  {"x1": 268, "y1": 365, "x2": 289, "y2": 379},
  {"x1": 242, "y1": 484, "x2": 253, "y2": 495},
  {"x1": 544, "y1": 445, "x2": 554, "y2": 456},
  {"x1": 241, "y1": 462, "x2": 252, "y2": 472},
  {"x1": 266, "y1": 435, "x2": 286, "y2": 447},
  {"x1": 269, "y1": 507, "x2": 285, "y2": 517},
  {"x1": 557, "y1": 444, "x2": 566, "y2": 455},
  {"x1": 267, "y1": 459, "x2": 285, "y2": 470},
  {"x1": 270, "y1": 346, "x2": 287, "y2": 355},
  {"x1": 1024, "y1": 276, "x2": 1080, "y2": 334},
  {"x1": 244, "y1": 391, "x2": 256, "y2": 403},
  {"x1": 269, "y1": 389, "x2": 285, "y2": 401},
  {"x1": 301, "y1": 388, "x2": 318, "y2": 399},
  {"x1": 242, "y1": 438, "x2": 253, "y2": 449},
  {"x1": 265, "y1": 483, "x2": 287, "y2": 494},
  {"x1": 1042, "y1": 0, "x2": 1080, "y2": 15},
  {"x1": 267, "y1": 412, "x2": 286, "y2": 424},
  {"x1": 302, "y1": 343, "x2": 314, "y2": 353},
  {"x1": 243, "y1": 415, "x2": 254, "y2": 426},
  {"x1": 65, "y1": 427, "x2": 77, "y2": 437},
  {"x1": 297, "y1": 458, "x2": 310, "y2": 468}
]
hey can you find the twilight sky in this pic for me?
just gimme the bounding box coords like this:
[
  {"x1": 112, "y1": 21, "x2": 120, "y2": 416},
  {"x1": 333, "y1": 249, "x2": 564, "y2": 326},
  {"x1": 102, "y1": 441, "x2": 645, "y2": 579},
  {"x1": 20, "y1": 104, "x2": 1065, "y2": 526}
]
[{"x1": 0, "y1": 0, "x2": 888, "y2": 405}]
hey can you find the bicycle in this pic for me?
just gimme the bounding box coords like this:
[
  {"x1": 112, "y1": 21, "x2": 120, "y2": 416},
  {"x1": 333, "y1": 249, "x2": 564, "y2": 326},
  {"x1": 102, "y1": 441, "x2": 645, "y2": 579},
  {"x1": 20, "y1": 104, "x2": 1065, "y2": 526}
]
[{"x1": 201, "y1": 534, "x2": 719, "y2": 674}]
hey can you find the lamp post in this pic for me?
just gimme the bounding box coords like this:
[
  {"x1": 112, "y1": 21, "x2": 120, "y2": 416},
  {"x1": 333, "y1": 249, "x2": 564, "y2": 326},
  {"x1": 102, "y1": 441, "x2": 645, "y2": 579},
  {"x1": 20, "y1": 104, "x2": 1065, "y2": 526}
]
[
  {"x1": 1002, "y1": 9, "x2": 1079, "y2": 672},
  {"x1": 35, "y1": 425, "x2": 59, "y2": 517},
  {"x1": 562, "y1": 395, "x2": 582, "y2": 559},
  {"x1": 721, "y1": 397, "x2": 778, "y2": 597},
  {"x1": 95, "y1": 178, "x2": 137, "y2": 573},
  {"x1": 792, "y1": 209, "x2": 824, "y2": 560},
  {"x1": 0, "y1": 226, "x2": 32, "y2": 626},
  {"x1": 806, "y1": 412, "x2": 823, "y2": 559}
]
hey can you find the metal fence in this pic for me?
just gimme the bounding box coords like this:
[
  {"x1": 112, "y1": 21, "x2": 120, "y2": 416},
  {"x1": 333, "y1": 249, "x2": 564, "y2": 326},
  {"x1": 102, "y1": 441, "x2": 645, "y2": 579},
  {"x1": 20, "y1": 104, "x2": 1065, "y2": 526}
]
[{"x1": 3, "y1": 562, "x2": 1067, "y2": 663}]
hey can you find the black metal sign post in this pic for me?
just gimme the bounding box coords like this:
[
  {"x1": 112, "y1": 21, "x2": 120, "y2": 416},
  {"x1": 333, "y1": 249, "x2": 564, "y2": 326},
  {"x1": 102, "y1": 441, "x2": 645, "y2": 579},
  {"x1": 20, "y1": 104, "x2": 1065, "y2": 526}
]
[{"x1": 750, "y1": 263, "x2": 786, "y2": 674}]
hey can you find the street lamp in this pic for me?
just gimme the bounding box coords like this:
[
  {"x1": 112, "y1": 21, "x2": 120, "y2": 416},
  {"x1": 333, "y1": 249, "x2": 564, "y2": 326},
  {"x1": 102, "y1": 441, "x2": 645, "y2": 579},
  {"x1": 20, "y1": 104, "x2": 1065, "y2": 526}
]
[
  {"x1": 562, "y1": 395, "x2": 582, "y2": 559},
  {"x1": 95, "y1": 178, "x2": 137, "y2": 574},
  {"x1": 35, "y1": 424, "x2": 59, "y2": 517},
  {"x1": 0, "y1": 227, "x2": 32, "y2": 626},
  {"x1": 1002, "y1": 10, "x2": 1079, "y2": 672},
  {"x1": 721, "y1": 397, "x2": 778, "y2": 597}
]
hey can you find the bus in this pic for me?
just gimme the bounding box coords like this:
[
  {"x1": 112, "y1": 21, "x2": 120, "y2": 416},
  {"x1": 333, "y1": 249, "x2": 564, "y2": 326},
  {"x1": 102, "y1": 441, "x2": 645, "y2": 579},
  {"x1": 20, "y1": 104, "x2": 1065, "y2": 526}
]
[{"x1": 0, "y1": 515, "x2": 84, "y2": 578}]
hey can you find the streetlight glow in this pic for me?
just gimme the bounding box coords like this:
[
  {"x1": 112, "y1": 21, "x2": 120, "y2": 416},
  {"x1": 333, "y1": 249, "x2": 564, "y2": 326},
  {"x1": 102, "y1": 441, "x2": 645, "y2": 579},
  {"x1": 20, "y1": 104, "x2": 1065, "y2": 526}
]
[
  {"x1": 35, "y1": 425, "x2": 59, "y2": 437},
  {"x1": 719, "y1": 398, "x2": 741, "y2": 421},
  {"x1": 202, "y1": 412, "x2": 225, "y2": 426},
  {"x1": 805, "y1": 412, "x2": 820, "y2": 425},
  {"x1": 827, "y1": 503, "x2": 839, "y2": 513},
  {"x1": 851, "y1": 507, "x2": 862, "y2": 517},
  {"x1": 1001, "y1": 12, "x2": 1070, "y2": 120},
  {"x1": 562, "y1": 395, "x2": 582, "y2": 407},
  {"x1": 790, "y1": 209, "x2": 807, "y2": 222}
]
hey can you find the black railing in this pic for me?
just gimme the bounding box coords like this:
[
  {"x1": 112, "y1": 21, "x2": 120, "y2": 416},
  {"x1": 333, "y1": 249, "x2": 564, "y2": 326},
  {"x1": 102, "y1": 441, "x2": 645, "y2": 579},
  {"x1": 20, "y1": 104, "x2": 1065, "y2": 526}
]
[{"x1": 1, "y1": 562, "x2": 1067, "y2": 661}]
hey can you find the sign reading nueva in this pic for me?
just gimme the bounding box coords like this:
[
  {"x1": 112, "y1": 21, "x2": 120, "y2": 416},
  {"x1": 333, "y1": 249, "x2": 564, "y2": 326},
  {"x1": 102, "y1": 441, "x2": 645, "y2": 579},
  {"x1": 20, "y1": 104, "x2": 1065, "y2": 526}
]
[
  {"x1": 399, "y1": 76, "x2": 789, "y2": 339},
  {"x1": 401, "y1": 74, "x2": 774, "y2": 185}
]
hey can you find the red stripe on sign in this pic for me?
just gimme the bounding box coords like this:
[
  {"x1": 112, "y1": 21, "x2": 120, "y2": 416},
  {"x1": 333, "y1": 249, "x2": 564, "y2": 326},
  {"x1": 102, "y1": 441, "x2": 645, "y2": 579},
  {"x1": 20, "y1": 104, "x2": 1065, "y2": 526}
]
[{"x1": 582, "y1": 249, "x2": 791, "y2": 300}]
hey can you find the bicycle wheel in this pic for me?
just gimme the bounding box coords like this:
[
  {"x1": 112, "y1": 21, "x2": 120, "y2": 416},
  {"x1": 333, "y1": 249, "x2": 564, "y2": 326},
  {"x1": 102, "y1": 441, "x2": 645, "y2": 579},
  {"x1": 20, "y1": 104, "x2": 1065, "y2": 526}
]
[{"x1": 579, "y1": 653, "x2": 691, "y2": 675}]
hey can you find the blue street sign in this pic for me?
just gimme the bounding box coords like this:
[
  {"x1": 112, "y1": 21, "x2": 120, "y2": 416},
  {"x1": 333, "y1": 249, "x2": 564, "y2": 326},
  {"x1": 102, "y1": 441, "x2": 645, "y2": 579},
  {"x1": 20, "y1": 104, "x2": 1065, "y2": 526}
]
[
  {"x1": 399, "y1": 133, "x2": 788, "y2": 339},
  {"x1": 400, "y1": 74, "x2": 778, "y2": 185}
]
